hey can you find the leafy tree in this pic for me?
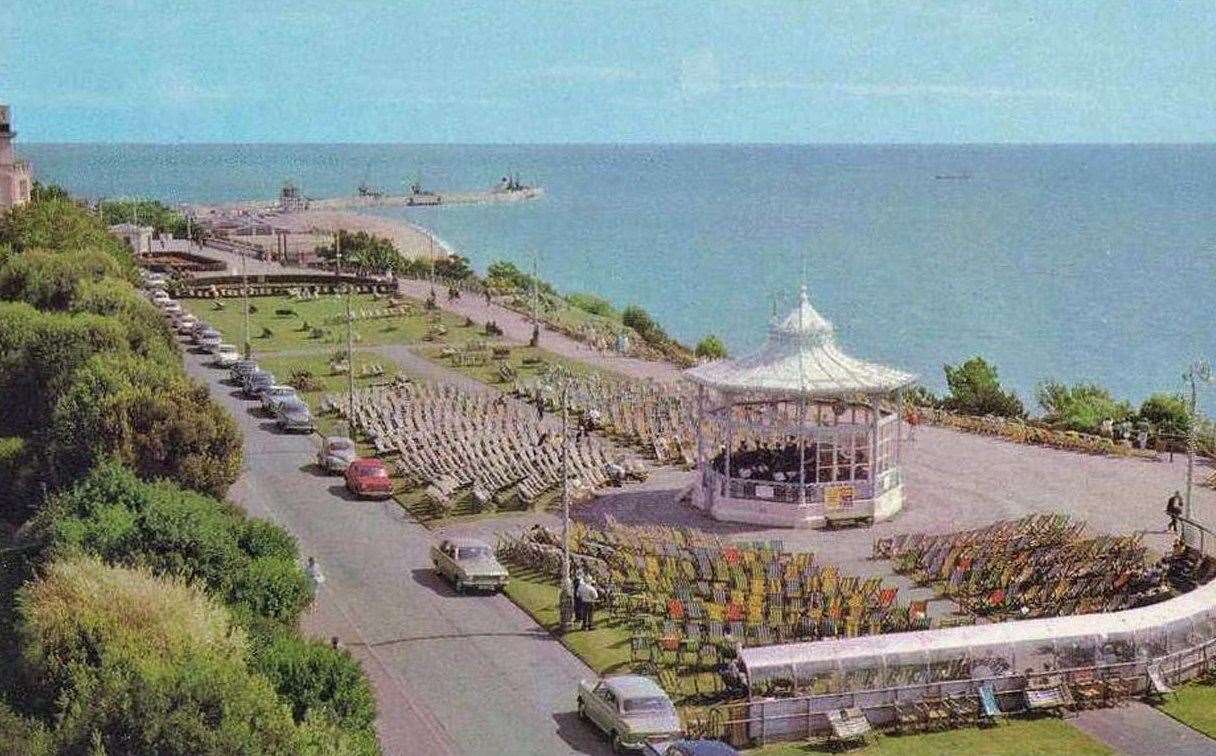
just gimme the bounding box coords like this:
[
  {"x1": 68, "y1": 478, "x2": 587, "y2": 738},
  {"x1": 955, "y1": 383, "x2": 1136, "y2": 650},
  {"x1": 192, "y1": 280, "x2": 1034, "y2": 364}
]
[
  {"x1": 1036, "y1": 380, "x2": 1132, "y2": 433},
  {"x1": 485, "y1": 260, "x2": 555, "y2": 295},
  {"x1": 1139, "y1": 393, "x2": 1191, "y2": 437},
  {"x1": 905, "y1": 385, "x2": 940, "y2": 408},
  {"x1": 942, "y1": 356, "x2": 1025, "y2": 418},
  {"x1": 47, "y1": 353, "x2": 242, "y2": 497},
  {"x1": 28, "y1": 181, "x2": 70, "y2": 204},
  {"x1": 0, "y1": 197, "x2": 133, "y2": 271},
  {"x1": 98, "y1": 198, "x2": 193, "y2": 239},
  {"x1": 694, "y1": 335, "x2": 728, "y2": 359},
  {"x1": 0, "y1": 247, "x2": 127, "y2": 310},
  {"x1": 434, "y1": 254, "x2": 473, "y2": 280},
  {"x1": 40, "y1": 464, "x2": 308, "y2": 626},
  {"x1": 316, "y1": 230, "x2": 404, "y2": 273}
]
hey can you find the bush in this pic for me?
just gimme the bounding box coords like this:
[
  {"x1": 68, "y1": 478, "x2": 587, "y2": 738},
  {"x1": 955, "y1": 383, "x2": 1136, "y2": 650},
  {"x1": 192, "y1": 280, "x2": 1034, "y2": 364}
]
[
  {"x1": 622, "y1": 305, "x2": 669, "y2": 346},
  {"x1": 1139, "y1": 393, "x2": 1191, "y2": 438},
  {"x1": 942, "y1": 356, "x2": 1025, "y2": 418},
  {"x1": 568, "y1": 292, "x2": 618, "y2": 319},
  {"x1": 434, "y1": 254, "x2": 474, "y2": 280},
  {"x1": 41, "y1": 464, "x2": 309, "y2": 627},
  {"x1": 485, "y1": 260, "x2": 555, "y2": 296},
  {"x1": 1036, "y1": 380, "x2": 1132, "y2": 433},
  {"x1": 694, "y1": 335, "x2": 728, "y2": 359},
  {"x1": 0, "y1": 701, "x2": 52, "y2": 755},
  {"x1": 17, "y1": 557, "x2": 303, "y2": 755},
  {"x1": 0, "y1": 197, "x2": 134, "y2": 272},
  {"x1": 251, "y1": 630, "x2": 377, "y2": 734},
  {"x1": 905, "y1": 385, "x2": 940, "y2": 408}
]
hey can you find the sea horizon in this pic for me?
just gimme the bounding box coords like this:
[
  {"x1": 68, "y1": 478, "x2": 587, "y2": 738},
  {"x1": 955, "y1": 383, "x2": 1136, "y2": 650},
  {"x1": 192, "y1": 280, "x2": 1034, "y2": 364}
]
[{"x1": 19, "y1": 141, "x2": 1216, "y2": 413}]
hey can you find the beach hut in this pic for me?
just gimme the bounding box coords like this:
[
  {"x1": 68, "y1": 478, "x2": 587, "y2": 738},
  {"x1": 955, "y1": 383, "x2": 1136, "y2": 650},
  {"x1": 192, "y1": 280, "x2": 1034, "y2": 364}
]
[{"x1": 684, "y1": 285, "x2": 915, "y2": 528}]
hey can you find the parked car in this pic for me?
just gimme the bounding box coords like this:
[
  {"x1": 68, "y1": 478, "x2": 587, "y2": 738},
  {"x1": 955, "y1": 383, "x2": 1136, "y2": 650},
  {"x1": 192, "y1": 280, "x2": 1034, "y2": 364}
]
[
  {"x1": 430, "y1": 538, "x2": 509, "y2": 593},
  {"x1": 198, "y1": 329, "x2": 223, "y2": 353},
  {"x1": 316, "y1": 436, "x2": 358, "y2": 473},
  {"x1": 190, "y1": 322, "x2": 211, "y2": 343},
  {"x1": 176, "y1": 315, "x2": 199, "y2": 335},
  {"x1": 577, "y1": 675, "x2": 682, "y2": 752},
  {"x1": 243, "y1": 370, "x2": 277, "y2": 399},
  {"x1": 275, "y1": 398, "x2": 315, "y2": 433},
  {"x1": 213, "y1": 343, "x2": 240, "y2": 368},
  {"x1": 149, "y1": 289, "x2": 170, "y2": 304},
  {"x1": 230, "y1": 359, "x2": 259, "y2": 383},
  {"x1": 344, "y1": 458, "x2": 393, "y2": 499},
  {"x1": 161, "y1": 300, "x2": 182, "y2": 316},
  {"x1": 261, "y1": 385, "x2": 299, "y2": 414},
  {"x1": 644, "y1": 740, "x2": 739, "y2": 756}
]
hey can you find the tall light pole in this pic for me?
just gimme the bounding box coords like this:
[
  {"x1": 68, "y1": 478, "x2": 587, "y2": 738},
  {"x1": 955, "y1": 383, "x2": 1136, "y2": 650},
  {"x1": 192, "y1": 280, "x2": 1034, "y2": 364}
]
[
  {"x1": 558, "y1": 376, "x2": 573, "y2": 631},
  {"x1": 530, "y1": 251, "x2": 540, "y2": 347},
  {"x1": 241, "y1": 248, "x2": 251, "y2": 359},
  {"x1": 335, "y1": 232, "x2": 356, "y2": 439},
  {"x1": 1183, "y1": 360, "x2": 1212, "y2": 540}
]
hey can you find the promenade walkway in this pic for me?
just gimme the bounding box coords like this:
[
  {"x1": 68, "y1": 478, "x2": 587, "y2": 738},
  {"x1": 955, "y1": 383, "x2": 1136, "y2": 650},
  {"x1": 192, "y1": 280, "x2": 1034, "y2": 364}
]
[{"x1": 1073, "y1": 702, "x2": 1216, "y2": 755}]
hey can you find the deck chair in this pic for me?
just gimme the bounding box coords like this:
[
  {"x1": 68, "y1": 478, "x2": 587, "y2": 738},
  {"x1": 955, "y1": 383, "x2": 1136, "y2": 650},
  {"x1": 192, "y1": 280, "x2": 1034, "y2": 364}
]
[
  {"x1": 978, "y1": 683, "x2": 1002, "y2": 724},
  {"x1": 827, "y1": 708, "x2": 872, "y2": 749},
  {"x1": 1146, "y1": 664, "x2": 1175, "y2": 701}
]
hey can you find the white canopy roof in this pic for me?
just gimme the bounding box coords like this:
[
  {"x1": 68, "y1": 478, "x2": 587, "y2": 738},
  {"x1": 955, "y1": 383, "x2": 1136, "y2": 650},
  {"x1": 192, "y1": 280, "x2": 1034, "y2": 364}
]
[{"x1": 684, "y1": 286, "x2": 915, "y2": 398}]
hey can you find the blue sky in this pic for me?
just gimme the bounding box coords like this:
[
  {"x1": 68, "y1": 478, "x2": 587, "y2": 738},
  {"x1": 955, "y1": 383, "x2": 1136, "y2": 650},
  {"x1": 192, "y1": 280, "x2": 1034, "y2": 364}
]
[{"x1": 3, "y1": 1, "x2": 1215, "y2": 143}]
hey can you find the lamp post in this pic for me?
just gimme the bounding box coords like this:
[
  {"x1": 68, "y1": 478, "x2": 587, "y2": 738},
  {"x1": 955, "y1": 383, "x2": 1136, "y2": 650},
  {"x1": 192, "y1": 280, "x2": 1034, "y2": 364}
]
[
  {"x1": 1183, "y1": 361, "x2": 1212, "y2": 542},
  {"x1": 335, "y1": 232, "x2": 356, "y2": 439},
  {"x1": 530, "y1": 251, "x2": 540, "y2": 347},
  {"x1": 558, "y1": 377, "x2": 574, "y2": 631},
  {"x1": 241, "y1": 248, "x2": 251, "y2": 359}
]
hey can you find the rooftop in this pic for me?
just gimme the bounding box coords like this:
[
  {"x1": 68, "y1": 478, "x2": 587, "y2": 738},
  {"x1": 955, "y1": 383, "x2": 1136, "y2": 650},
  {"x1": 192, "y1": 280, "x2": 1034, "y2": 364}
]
[{"x1": 683, "y1": 285, "x2": 915, "y2": 397}]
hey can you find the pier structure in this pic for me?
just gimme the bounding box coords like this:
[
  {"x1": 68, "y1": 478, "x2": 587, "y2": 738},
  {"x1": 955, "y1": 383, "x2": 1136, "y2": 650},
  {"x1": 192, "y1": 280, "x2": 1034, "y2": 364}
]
[
  {"x1": 0, "y1": 104, "x2": 32, "y2": 211},
  {"x1": 685, "y1": 286, "x2": 915, "y2": 528}
]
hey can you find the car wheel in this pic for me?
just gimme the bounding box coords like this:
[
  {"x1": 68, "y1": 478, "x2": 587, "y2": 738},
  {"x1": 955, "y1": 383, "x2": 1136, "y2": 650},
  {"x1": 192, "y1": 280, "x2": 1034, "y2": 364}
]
[
  {"x1": 610, "y1": 731, "x2": 624, "y2": 753},
  {"x1": 454, "y1": 578, "x2": 465, "y2": 594},
  {"x1": 577, "y1": 699, "x2": 587, "y2": 721}
]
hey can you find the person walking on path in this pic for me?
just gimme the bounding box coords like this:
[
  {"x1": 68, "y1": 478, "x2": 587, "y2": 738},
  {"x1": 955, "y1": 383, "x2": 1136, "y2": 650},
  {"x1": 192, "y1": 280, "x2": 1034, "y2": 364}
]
[
  {"x1": 577, "y1": 576, "x2": 600, "y2": 631},
  {"x1": 306, "y1": 556, "x2": 326, "y2": 611},
  {"x1": 906, "y1": 407, "x2": 919, "y2": 443},
  {"x1": 1167, "y1": 490, "x2": 1184, "y2": 533}
]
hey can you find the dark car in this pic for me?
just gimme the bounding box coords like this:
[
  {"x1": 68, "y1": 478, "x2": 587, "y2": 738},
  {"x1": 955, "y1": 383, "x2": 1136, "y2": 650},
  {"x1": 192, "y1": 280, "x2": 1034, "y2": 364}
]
[
  {"x1": 344, "y1": 458, "x2": 393, "y2": 499},
  {"x1": 275, "y1": 398, "x2": 315, "y2": 433},
  {"x1": 242, "y1": 370, "x2": 277, "y2": 399}
]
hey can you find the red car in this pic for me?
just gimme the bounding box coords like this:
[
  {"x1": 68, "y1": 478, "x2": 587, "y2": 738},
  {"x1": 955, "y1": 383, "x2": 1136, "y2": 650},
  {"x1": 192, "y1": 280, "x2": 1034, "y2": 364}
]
[{"x1": 344, "y1": 458, "x2": 393, "y2": 499}]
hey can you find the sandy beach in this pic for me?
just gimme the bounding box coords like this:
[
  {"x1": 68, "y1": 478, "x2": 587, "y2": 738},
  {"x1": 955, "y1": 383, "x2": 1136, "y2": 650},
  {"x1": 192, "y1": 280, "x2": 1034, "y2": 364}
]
[{"x1": 272, "y1": 209, "x2": 456, "y2": 260}]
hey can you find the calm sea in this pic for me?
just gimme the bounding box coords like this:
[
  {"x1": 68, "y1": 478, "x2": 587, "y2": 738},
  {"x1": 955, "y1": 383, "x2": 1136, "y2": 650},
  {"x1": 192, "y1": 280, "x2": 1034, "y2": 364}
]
[{"x1": 21, "y1": 143, "x2": 1216, "y2": 412}]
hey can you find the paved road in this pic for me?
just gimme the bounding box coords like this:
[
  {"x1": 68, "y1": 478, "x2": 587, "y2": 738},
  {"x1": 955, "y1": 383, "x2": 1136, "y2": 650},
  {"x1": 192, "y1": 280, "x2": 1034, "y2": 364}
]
[
  {"x1": 1072, "y1": 701, "x2": 1216, "y2": 755},
  {"x1": 182, "y1": 346, "x2": 610, "y2": 756}
]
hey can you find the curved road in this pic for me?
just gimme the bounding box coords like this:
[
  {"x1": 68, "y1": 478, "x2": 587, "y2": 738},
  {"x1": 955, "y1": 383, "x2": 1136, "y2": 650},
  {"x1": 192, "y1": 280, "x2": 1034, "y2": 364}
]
[{"x1": 183, "y1": 347, "x2": 610, "y2": 756}]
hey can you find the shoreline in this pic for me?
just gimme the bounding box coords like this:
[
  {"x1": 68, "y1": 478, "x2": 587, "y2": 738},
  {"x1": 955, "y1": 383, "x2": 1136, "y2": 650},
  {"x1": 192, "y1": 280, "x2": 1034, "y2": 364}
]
[{"x1": 273, "y1": 209, "x2": 459, "y2": 260}]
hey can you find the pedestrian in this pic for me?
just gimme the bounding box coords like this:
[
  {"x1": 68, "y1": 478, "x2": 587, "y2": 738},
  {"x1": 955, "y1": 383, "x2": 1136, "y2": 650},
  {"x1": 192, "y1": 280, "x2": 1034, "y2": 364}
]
[
  {"x1": 484, "y1": 289, "x2": 492, "y2": 306},
  {"x1": 578, "y1": 576, "x2": 600, "y2": 630},
  {"x1": 906, "y1": 407, "x2": 919, "y2": 443},
  {"x1": 571, "y1": 569, "x2": 585, "y2": 627},
  {"x1": 536, "y1": 396, "x2": 544, "y2": 421},
  {"x1": 1167, "y1": 490, "x2": 1184, "y2": 532},
  {"x1": 306, "y1": 556, "x2": 325, "y2": 610},
  {"x1": 330, "y1": 636, "x2": 342, "y2": 650},
  {"x1": 1136, "y1": 428, "x2": 1149, "y2": 450}
]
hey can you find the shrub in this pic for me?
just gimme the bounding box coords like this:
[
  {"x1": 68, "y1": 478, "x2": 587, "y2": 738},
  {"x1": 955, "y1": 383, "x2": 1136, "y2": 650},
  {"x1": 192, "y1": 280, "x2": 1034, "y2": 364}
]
[
  {"x1": 17, "y1": 557, "x2": 302, "y2": 755},
  {"x1": 0, "y1": 701, "x2": 52, "y2": 756},
  {"x1": 0, "y1": 197, "x2": 134, "y2": 271},
  {"x1": 228, "y1": 556, "x2": 312, "y2": 625},
  {"x1": 1139, "y1": 393, "x2": 1191, "y2": 437},
  {"x1": 942, "y1": 356, "x2": 1025, "y2": 418},
  {"x1": 905, "y1": 385, "x2": 940, "y2": 408},
  {"x1": 568, "y1": 292, "x2": 618, "y2": 319},
  {"x1": 694, "y1": 335, "x2": 728, "y2": 359},
  {"x1": 251, "y1": 630, "x2": 377, "y2": 733},
  {"x1": 622, "y1": 305, "x2": 669, "y2": 346},
  {"x1": 434, "y1": 254, "x2": 474, "y2": 280},
  {"x1": 289, "y1": 369, "x2": 323, "y2": 392},
  {"x1": 1036, "y1": 380, "x2": 1132, "y2": 433}
]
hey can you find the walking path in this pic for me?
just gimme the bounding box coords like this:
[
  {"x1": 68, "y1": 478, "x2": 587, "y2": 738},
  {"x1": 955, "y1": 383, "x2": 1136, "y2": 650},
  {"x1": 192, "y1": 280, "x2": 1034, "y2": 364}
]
[{"x1": 1072, "y1": 702, "x2": 1216, "y2": 755}]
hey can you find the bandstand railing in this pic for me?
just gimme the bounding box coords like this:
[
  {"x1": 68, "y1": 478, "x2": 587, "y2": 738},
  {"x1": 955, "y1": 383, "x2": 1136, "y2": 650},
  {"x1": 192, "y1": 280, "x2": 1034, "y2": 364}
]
[{"x1": 709, "y1": 469, "x2": 902, "y2": 505}]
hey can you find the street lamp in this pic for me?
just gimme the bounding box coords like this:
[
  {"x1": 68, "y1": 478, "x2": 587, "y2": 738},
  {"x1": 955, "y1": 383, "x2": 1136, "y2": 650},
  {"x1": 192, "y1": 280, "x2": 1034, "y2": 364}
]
[
  {"x1": 334, "y1": 232, "x2": 356, "y2": 440},
  {"x1": 1183, "y1": 360, "x2": 1213, "y2": 542},
  {"x1": 241, "y1": 248, "x2": 251, "y2": 359},
  {"x1": 558, "y1": 376, "x2": 574, "y2": 631},
  {"x1": 530, "y1": 251, "x2": 541, "y2": 347}
]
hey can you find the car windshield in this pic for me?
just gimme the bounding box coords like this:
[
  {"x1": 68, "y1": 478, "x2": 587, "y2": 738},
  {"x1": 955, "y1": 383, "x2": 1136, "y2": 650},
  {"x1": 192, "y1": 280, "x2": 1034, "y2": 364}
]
[
  {"x1": 359, "y1": 465, "x2": 388, "y2": 477},
  {"x1": 622, "y1": 696, "x2": 674, "y2": 714},
  {"x1": 456, "y1": 546, "x2": 492, "y2": 560},
  {"x1": 328, "y1": 439, "x2": 354, "y2": 451}
]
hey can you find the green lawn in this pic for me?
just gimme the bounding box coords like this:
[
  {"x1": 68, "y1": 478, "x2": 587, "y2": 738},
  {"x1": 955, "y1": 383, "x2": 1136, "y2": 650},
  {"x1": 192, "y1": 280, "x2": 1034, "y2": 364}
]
[
  {"x1": 749, "y1": 719, "x2": 1112, "y2": 755},
  {"x1": 1159, "y1": 681, "x2": 1216, "y2": 738},
  {"x1": 182, "y1": 294, "x2": 489, "y2": 352}
]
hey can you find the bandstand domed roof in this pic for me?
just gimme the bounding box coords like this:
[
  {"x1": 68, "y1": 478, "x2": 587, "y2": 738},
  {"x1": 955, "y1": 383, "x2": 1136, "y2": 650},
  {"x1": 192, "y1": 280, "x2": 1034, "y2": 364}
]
[{"x1": 684, "y1": 286, "x2": 916, "y2": 397}]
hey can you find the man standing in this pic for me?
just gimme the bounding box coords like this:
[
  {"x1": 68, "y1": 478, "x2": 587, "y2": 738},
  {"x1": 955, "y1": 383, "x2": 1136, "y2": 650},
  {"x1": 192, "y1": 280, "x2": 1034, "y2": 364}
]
[
  {"x1": 1166, "y1": 490, "x2": 1184, "y2": 533},
  {"x1": 577, "y1": 576, "x2": 600, "y2": 631}
]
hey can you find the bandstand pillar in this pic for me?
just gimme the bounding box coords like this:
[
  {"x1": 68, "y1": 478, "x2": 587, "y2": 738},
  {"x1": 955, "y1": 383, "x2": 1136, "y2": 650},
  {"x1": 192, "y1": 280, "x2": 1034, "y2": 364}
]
[
  {"x1": 696, "y1": 385, "x2": 708, "y2": 506},
  {"x1": 797, "y1": 395, "x2": 807, "y2": 506},
  {"x1": 871, "y1": 393, "x2": 881, "y2": 485}
]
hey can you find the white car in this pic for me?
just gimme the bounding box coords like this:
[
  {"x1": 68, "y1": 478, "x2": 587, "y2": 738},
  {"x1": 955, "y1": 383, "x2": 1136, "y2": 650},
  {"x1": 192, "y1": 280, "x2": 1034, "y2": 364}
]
[
  {"x1": 161, "y1": 300, "x2": 182, "y2": 317},
  {"x1": 176, "y1": 315, "x2": 199, "y2": 334},
  {"x1": 149, "y1": 289, "x2": 170, "y2": 304},
  {"x1": 578, "y1": 675, "x2": 683, "y2": 752},
  {"x1": 316, "y1": 436, "x2": 358, "y2": 473},
  {"x1": 261, "y1": 385, "x2": 299, "y2": 414},
  {"x1": 213, "y1": 343, "x2": 240, "y2": 367}
]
